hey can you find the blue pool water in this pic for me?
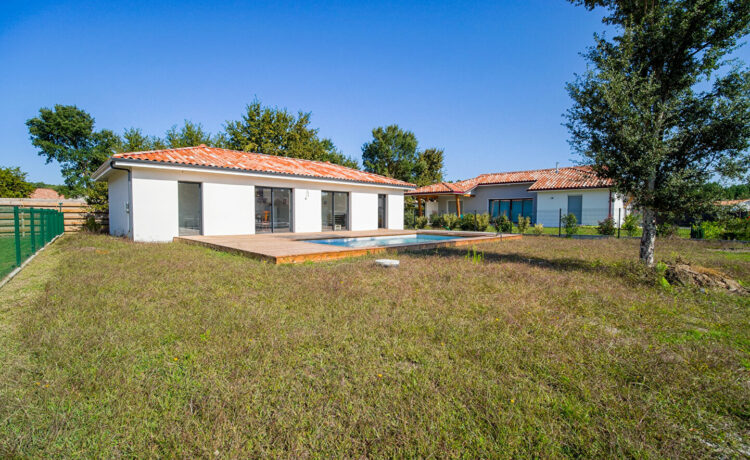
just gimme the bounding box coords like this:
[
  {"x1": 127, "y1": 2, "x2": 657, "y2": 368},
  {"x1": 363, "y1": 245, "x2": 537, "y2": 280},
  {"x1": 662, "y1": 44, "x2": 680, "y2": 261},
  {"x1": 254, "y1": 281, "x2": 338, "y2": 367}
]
[{"x1": 304, "y1": 234, "x2": 462, "y2": 248}]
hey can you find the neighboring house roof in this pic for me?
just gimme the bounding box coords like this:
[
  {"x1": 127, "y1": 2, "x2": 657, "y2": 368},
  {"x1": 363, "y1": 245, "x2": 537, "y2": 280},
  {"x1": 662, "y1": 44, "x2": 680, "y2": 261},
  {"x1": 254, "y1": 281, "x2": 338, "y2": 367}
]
[
  {"x1": 717, "y1": 199, "x2": 750, "y2": 208},
  {"x1": 407, "y1": 166, "x2": 612, "y2": 195},
  {"x1": 104, "y1": 145, "x2": 415, "y2": 188},
  {"x1": 30, "y1": 188, "x2": 65, "y2": 199}
]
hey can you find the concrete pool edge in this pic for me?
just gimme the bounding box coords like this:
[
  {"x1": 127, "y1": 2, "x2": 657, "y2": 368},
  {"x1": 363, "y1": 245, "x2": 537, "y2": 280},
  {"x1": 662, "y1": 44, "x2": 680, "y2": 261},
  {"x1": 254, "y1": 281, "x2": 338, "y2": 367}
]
[{"x1": 175, "y1": 230, "x2": 522, "y2": 264}]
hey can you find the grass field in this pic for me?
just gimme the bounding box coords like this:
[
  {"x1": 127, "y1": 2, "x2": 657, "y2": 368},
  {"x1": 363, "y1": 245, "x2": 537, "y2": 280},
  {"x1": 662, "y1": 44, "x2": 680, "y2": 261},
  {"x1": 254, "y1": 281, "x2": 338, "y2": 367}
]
[{"x1": 1, "y1": 234, "x2": 748, "y2": 457}]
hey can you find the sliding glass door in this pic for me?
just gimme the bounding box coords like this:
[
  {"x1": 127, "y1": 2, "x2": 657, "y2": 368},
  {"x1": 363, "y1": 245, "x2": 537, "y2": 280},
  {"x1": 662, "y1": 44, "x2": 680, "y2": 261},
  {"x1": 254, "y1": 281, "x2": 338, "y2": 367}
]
[
  {"x1": 321, "y1": 191, "x2": 349, "y2": 231},
  {"x1": 489, "y1": 198, "x2": 533, "y2": 223},
  {"x1": 255, "y1": 187, "x2": 292, "y2": 233},
  {"x1": 178, "y1": 182, "x2": 202, "y2": 236}
]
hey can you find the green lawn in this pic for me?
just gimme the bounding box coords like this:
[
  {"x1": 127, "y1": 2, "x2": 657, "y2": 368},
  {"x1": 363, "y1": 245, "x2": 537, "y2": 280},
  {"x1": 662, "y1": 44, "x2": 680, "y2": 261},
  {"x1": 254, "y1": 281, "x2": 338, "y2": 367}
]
[{"x1": 1, "y1": 234, "x2": 748, "y2": 457}]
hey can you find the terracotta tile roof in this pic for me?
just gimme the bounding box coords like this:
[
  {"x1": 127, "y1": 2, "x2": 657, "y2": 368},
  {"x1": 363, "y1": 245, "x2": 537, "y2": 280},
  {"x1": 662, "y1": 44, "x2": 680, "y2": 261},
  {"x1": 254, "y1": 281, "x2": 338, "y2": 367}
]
[
  {"x1": 111, "y1": 145, "x2": 415, "y2": 187},
  {"x1": 717, "y1": 199, "x2": 750, "y2": 206},
  {"x1": 30, "y1": 188, "x2": 65, "y2": 199},
  {"x1": 407, "y1": 166, "x2": 611, "y2": 195}
]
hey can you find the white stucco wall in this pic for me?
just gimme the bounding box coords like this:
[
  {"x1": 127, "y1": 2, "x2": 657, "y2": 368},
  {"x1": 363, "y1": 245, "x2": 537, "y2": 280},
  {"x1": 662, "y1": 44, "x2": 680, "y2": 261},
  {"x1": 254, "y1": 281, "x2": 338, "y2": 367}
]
[
  {"x1": 534, "y1": 188, "x2": 614, "y2": 227},
  {"x1": 202, "y1": 182, "x2": 254, "y2": 236},
  {"x1": 293, "y1": 188, "x2": 321, "y2": 233},
  {"x1": 131, "y1": 169, "x2": 179, "y2": 242},
  {"x1": 114, "y1": 164, "x2": 408, "y2": 241},
  {"x1": 107, "y1": 169, "x2": 130, "y2": 237},
  {"x1": 387, "y1": 194, "x2": 404, "y2": 230},
  {"x1": 350, "y1": 192, "x2": 378, "y2": 231}
]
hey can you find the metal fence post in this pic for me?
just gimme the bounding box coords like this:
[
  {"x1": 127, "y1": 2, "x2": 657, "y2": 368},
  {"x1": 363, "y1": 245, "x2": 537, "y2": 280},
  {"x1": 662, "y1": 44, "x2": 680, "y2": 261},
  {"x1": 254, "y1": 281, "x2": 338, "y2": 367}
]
[
  {"x1": 558, "y1": 208, "x2": 562, "y2": 237},
  {"x1": 13, "y1": 206, "x2": 21, "y2": 267},
  {"x1": 617, "y1": 208, "x2": 621, "y2": 239},
  {"x1": 30, "y1": 208, "x2": 36, "y2": 253}
]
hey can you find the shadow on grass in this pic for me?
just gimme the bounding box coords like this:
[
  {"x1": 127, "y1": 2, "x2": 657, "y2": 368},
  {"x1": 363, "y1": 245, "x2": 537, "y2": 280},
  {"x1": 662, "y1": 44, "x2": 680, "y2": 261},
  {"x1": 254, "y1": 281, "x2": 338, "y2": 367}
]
[{"x1": 404, "y1": 245, "x2": 657, "y2": 286}]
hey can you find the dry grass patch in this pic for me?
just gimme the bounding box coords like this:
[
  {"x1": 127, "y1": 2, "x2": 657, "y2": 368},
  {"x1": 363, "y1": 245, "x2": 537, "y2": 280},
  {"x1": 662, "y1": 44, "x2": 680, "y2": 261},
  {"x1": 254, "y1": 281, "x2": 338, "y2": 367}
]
[{"x1": 0, "y1": 234, "x2": 748, "y2": 457}]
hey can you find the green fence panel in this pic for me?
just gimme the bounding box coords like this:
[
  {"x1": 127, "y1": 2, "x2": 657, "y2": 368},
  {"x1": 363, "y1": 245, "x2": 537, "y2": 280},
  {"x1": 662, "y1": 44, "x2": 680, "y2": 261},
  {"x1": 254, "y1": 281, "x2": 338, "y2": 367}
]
[{"x1": 0, "y1": 205, "x2": 65, "y2": 280}]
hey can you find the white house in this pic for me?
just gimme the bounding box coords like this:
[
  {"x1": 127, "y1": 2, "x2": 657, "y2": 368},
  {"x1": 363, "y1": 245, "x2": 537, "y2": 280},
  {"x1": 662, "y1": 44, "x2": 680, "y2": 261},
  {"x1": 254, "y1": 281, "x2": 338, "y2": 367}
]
[
  {"x1": 408, "y1": 166, "x2": 627, "y2": 227},
  {"x1": 92, "y1": 145, "x2": 415, "y2": 242}
]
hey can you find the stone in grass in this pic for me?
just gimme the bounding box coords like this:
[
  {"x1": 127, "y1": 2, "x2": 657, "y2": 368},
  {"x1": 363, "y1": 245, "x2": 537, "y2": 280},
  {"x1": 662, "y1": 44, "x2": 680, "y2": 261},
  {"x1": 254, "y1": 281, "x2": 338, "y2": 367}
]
[{"x1": 375, "y1": 259, "x2": 400, "y2": 268}]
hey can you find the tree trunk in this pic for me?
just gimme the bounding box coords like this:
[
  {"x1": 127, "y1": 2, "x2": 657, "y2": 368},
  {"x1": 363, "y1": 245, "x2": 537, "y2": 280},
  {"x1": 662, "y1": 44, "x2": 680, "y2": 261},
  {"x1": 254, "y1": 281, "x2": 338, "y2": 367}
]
[{"x1": 640, "y1": 208, "x2": 657, "y2": 266}]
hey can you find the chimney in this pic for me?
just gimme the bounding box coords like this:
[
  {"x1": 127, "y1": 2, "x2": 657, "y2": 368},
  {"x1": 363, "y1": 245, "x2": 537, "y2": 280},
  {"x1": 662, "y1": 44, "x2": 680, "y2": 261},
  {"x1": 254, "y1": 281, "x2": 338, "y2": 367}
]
[{"x1": 555, "y1": 162, "x2": 559, "y2": 173}]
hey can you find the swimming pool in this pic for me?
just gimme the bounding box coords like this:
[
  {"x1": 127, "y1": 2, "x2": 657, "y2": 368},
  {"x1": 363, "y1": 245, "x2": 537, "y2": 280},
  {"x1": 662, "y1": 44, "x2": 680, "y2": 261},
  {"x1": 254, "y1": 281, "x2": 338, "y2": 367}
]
[{"x1": 304, "y1": 233, "x2": 463, "y2": 248}]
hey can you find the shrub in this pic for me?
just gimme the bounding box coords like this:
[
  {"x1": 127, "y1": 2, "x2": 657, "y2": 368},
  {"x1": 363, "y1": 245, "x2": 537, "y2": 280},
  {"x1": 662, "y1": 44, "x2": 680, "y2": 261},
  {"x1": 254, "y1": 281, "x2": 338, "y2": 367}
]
[
  {"x1": 597, "y1": 216, "x2": 616, "y2": 236},
  {"x1": 442, "y1": 213, "x2": 460, "y2": 230},
  {"x1": 415, "y1": 216, "x2": 429, "y2": 229},
  {"x1": 532, "y1": 223, "x2": 544, "y2": 235},
  {"x1": 699, "y1": 220, "x2": 724, "y2": 240},
  {"x1": 517, "y1": 215, "x2": 531, "y2": 233},
  {"x1": 622, "y1": 213, "x2": 639, "y2": 237},
  {"x1": 562, "y1": 213, "x2": 578, "y2": 237},
  {"x1": 657, "y1": 222, "x2": 678, "y2": 237},
  {"x1": 475, "y1": 213, "x2": 491, "y2": 231},
  {"x1": 724, "y1": 218, "x2": 750, "y2": 240},
  {"x1": 430, "y1": 214, "x2": 444, "y2": 229},
  {"x1": 404, "y1": 210, "x2": 416, "y2": 229},
  {"x1": 82, "y1": 215, "x2": 102, "y2": 233},
  {"x1": 494, "y1": 214, "x2": 513, "y2": 233},
  {"x1": 459, "y1": 213, "x2": 476, "y2": 230}
]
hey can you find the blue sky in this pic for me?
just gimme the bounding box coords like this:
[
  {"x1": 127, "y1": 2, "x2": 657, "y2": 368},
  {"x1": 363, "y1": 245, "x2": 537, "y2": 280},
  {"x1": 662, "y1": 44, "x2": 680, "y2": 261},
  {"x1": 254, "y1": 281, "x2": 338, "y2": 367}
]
[{"x1": 1, "y1": 1, "x2": 747, "y2": 184}]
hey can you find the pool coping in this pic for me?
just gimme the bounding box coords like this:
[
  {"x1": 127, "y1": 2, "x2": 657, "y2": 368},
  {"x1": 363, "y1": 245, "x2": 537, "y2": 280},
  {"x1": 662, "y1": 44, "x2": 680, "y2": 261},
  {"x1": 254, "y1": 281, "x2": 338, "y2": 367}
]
[{"x1": 175, "y1": 230, "x2": 522, "y2": 264}]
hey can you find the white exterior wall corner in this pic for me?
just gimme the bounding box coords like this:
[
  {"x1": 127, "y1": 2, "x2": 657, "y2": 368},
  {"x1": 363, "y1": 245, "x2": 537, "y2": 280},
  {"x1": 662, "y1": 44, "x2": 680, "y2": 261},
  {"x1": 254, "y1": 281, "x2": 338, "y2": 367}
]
[
  {"x1": 387, "y1": 194, "x2": 404, "y2": 230},
  {"x1": 131, "y1": 169, "x2": 179, "y2": 242},
  {"x1": 294, "y1": 188, "x2": 322, "y2": 233},
  {"x1": 107, "y1": 169, "x2": 130, "y2": 237},
  {"x1": 534, "y1": 188, "x2": 614, "y2": 227}
]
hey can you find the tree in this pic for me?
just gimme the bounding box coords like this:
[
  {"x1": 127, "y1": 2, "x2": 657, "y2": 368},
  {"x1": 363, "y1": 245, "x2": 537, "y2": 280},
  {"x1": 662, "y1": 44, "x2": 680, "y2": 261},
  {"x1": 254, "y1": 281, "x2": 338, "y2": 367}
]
[
  {"x1": 223, "y1": 99, "x2": 358, "y2": 168},
  {"x1": 27, "y1": 105, "x2": 120, "y2": 198},
  {"x1": 164, "y1": 121, "x2": 217, "y2": 148},
  {"x1": 120, "y1": 127, "x2": 165, "y2": 152},
  {"x1": 565, "y1": 0, "x2": 750, "y2": 265},
  {"x1": 0, "y1": 167, "x2": 35, "y2": 198},
  {"x1": 362, "y1": 125, "x2": 420, "y2": 183},
  {"x1": 415, "y1": 147, "x2": 445, "y2": 186}
]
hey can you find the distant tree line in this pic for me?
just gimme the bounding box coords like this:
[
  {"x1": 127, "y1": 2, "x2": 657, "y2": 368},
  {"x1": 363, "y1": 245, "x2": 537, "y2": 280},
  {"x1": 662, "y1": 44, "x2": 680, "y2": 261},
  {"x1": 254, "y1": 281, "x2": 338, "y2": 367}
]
[{"x1": 15, "y1": 101, "x2": 445, "y2": 209}]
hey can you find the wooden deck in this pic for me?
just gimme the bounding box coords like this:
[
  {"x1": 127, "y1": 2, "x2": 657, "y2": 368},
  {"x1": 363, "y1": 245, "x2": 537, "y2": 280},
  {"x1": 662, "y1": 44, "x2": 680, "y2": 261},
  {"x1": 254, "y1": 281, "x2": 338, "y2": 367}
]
[{"x1": 175, "y1": 229, "x2": 522, "y2": 264}]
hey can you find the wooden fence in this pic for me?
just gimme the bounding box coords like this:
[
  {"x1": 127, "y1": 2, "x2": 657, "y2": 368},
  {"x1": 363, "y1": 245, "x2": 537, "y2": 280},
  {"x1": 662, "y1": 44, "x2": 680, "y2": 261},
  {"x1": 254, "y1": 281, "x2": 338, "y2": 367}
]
[{"x1": 0, "y1": 198, "x2": 108, "y2": 233}]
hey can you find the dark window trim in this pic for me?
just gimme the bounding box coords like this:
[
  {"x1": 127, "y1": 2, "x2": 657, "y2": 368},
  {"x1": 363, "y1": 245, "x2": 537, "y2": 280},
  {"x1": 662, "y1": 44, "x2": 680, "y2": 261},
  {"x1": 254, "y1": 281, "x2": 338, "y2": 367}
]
[
  {"x1": 256, "y1": 186, "x2": 294, "y2": 233},
  {"x1": 322, "y1": 190, "x2": 350, "y2": 231}
]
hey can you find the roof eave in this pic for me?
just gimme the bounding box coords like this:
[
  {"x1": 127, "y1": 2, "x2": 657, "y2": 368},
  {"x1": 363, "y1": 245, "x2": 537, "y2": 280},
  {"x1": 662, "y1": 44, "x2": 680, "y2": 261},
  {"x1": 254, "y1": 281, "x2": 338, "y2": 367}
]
[{"x1": 107, "y1": 158, "x2": 416, "y2": 189}]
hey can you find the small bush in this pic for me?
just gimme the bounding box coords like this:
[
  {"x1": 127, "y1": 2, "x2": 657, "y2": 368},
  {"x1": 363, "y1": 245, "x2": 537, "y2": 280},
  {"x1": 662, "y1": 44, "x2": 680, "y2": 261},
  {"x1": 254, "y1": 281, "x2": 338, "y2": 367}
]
[
  {"x1": 415, "y1": 216, "x2": 429, "y2": 229},
  {"x1": 494, "y1": 214, "x2": 513, "y2": 233},
  {"x1": 404, "y1": 211, "x2": 416, "y2": 229},
  {"x1": 562, "y1": 213, "x2": 578, "y2": 237},
  {"x1": 724, "y1": 218, "x2": 750, "y2": 240},
  {"x1": 459, "y1": 213, "x2": 476, "y2": 230},
  {"x1": 657, "y1": 222, "x2": 678, "y2": 238},
  {"x1": 475, "y1": 213, "x2": 491, "y2": 231},
  {"x1": 622, "y1": 213, "x2": 639, "y2": 237},
  {"x1": 517, "y1": 215, "x2": 531, "y2": 233},
  {"x1": 597, "y1": 216, "x2": 616, "y2": 236},
  {"x1": 700, "y1": 221, "x2": 724, "y2": 240},
  {"x1": 430, "y1": 214, "x2": 444, "y2": 228},
  {"x1": 532, "y1": 223, "x2": 544, "y2": 235},
  {"x1": 442, "y1": 213, "x2": 460, "y2": 230},
  {"x1": 82, "y1": 215, "x2": 102, "y2": 233}
]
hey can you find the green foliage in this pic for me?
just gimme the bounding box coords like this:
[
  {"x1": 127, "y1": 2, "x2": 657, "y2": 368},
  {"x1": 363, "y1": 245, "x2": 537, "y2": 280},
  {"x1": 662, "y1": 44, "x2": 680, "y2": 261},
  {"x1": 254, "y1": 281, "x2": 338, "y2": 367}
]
[
  {"x1": 120, "y1": 128, "x2": 166, "y2": 152},
  {"x1": 404, "y1": 209, "x2": 416, "y2": 229},
  {"x1": 82, "y1": 215, "x2": 102, "y2": 233},
  {"x1": 494, "y1": 214, "x2": 513, "y2": 233},
  {"x1": 562, "y1": 213, "x2": 579, "y2": 237},
  {"x1": 464, "y1": 246, "x2": 484, "y2": 264},
  {"x1": 532, "y1": 223, "x2": 545, "y2": 235},
  {"x1": 696, "y1": 218, "x2": 750, "y2": 240},
  {"x1": 0, "y1": 167, "x2": 35, "y2": 198},
  {"x1": 430, "y1": 214, "x2": 443, "y2": 228},
  {"x1": 701, "y1": 221, "x2": 725, "y2": 240},
  {"x1": 362, "y1": 125, "x2": 444, "y2": 185},
  {"x1": 566, "y1": 0, "x2": 750, "y2": 262},
  {"x1": 475, "y1": 213, "x2": 491, "y2": 231},
  {"x1": 517, "y1": 215, "x2": 531, "y2": 233},
  {"x1": 702, "y1": 181, "x2": 750, "y2": 200},
  {"x1": 164, "y1": 121, "x2": 218, "y2": 148},
  {"x1": 459, "y1": 213, "x2": 476, "y2": 230},
  {"x1": 26, "y1": 104, "x2": 119, "y2": 197},
  {"x1": 597, "y1": 216, "x2": 616, "y2": 236},
  {"x1": 223, "y1": 99, "x2": 358, "y2": 168},
  {"x1": 414, "y1": 216, "x2": 429, "y2": 229},
  {"x1": 657, "y1": 222, "x2": 678, "y2": 238},
  {"x1": 622, "y1": 213, "x2": 639, "y2": 237},
  {"x1": 441, "y1": 213, "x2": 460, "y2": 230}
]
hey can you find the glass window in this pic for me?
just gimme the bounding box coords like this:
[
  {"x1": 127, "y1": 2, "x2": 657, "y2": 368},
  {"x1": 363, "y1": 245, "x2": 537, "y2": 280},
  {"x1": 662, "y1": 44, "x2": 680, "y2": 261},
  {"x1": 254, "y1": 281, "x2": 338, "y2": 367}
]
[
  {"x1": 378, "y1": 194, "x2": 386, "y2": 228},
  {"x1": 256, "y1": 187, "x2": 292, "y2": 233},
  {"x1": 489, "y1": 198, "x2": 534, "y2": 223},
  {"x1": 523, "y1": 199, "x2": 533, "y2": 221},
  {"x1": 178, "y1": 182, "x2": 202, "y2": 236},
  {"x1": 499, "y1": 200, "x2": 510, "y2": 218},
  {"x1": 322, "y1": 191, "x2": 349, "y2": 231}
]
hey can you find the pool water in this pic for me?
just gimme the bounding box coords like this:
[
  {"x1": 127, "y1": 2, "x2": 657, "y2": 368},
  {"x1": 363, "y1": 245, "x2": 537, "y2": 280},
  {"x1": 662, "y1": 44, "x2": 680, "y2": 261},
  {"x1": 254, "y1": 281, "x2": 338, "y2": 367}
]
[{"x1": 305, "y1": 234, "x2": 462, "y2": 248}]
